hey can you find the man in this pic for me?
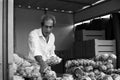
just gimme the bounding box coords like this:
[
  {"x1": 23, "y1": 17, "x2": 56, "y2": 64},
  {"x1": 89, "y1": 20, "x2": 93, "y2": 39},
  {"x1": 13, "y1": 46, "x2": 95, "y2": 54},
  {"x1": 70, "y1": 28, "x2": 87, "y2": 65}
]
[{"x1": 28, "y1": 14, "x2": 62, "y2": 79}]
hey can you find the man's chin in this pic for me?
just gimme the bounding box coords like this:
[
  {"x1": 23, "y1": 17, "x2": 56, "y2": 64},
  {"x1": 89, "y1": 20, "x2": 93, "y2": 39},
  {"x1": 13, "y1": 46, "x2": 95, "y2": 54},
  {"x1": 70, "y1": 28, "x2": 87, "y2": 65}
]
[{"x1": 45, "y1": 33, "x2": 50, "y2": 37}]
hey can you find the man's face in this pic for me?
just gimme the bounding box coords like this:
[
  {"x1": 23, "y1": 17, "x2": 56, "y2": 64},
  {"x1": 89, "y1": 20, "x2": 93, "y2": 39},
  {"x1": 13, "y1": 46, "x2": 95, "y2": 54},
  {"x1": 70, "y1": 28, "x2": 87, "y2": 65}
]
[{"x1": 42, "y1": 19, "x2": 54, "y2": 37}]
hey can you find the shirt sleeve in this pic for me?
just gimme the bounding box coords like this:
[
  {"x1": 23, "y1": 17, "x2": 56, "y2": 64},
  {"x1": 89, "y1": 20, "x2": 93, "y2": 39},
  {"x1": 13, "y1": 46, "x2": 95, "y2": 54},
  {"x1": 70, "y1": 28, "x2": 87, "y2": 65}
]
[{"x1": 28, "y1": 31, "x2": 42, "y2": 57}]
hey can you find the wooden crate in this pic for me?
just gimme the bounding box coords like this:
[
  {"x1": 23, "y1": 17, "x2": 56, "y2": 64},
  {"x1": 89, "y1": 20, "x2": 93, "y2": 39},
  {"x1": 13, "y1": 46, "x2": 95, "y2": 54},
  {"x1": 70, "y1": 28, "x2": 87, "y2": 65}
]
[
  {"x1": 73, "y1": 39, "x2": 116, "y2": 59},
  {"x1": 95, "y1": 39, "x2": 116, "y2": 55},
  {"x1": 83, "y1": 30, "x2": 105, "y2": 40},
  {"x1": 94, "y1": 39, "x2": 116, "y2": 67},
  {"x1": 75, "y1": 30, "x2": 105, "y2": 41}
]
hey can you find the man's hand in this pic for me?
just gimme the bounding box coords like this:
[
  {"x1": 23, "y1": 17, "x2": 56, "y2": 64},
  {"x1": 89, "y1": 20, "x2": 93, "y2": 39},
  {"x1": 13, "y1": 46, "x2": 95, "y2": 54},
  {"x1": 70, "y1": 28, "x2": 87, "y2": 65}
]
[{"x1": 46, "y1": 56, "x2": 62, "y2": 65}]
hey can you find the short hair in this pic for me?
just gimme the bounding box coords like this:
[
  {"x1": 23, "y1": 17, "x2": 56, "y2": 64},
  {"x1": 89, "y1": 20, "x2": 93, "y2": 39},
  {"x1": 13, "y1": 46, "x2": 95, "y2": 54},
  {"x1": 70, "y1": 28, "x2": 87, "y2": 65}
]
[{"x1": 41, "y1": 14, "x2": 56, "y2": 27}]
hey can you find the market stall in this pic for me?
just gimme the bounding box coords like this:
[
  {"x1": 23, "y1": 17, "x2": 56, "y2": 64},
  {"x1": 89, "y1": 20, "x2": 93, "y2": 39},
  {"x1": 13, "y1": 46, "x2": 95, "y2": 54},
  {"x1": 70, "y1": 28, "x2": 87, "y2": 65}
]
[{"x1": 1, "y1": 0, "x2": 120, "y2": 80}]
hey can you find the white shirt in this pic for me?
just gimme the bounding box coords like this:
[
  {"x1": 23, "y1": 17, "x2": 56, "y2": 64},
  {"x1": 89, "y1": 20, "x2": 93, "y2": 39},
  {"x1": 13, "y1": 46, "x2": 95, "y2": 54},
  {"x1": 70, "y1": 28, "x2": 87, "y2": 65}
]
[{"x1": 28, "y1": 28, "x2": 61, "y2": 62}]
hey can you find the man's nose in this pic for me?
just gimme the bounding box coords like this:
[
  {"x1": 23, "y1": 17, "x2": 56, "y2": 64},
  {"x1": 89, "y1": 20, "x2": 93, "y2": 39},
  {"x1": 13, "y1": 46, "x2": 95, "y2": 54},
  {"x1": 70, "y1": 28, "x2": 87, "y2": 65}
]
[{"x1": 47, "y1": 27, "x2": 51, "y2": 31}]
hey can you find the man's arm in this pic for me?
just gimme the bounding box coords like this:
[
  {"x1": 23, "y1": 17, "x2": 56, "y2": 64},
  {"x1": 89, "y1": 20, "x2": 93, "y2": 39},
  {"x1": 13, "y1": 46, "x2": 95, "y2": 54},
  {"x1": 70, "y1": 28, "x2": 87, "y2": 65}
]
[
  {"x1": 34, "y1": 56, "x2": 49, "y2": 73},
  {"x1": 28, "y1": 31, "x2": 49, "y2": 73}
]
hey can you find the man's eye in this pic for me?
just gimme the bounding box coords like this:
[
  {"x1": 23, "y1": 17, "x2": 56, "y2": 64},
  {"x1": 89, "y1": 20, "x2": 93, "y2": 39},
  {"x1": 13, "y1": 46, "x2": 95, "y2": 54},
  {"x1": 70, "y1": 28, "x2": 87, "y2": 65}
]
[
  {"x1": 49, "y1": 26, "x2": 53, "y2": 28},
  {"x1": 45, "y1": 26, "x2": 53, "y2": 28}
]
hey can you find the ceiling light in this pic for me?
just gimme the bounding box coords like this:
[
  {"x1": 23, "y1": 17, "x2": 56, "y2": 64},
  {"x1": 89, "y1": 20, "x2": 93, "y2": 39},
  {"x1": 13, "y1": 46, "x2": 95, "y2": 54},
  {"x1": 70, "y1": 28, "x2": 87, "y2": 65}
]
[
  {"x1": 68, "y1": 11, "x2": 73, "y2": 13},
  {"x1": 53, "y1": 9, "x2": 57, "y2": 11},
  {"x1": 28, "y1": 5, "x2": 31, "y2": 8},
  {"x1": 18, "y1": 5, "x2": 22, "y2": 8},
  {"x1": 61, "y1": 10, "x2": 65, "y2": 12},
  {"x1": 37, "y1": 7, "x2": 40, "y2": 9},
  {"x1": 45, "y1": 8, "x2": 48, "y2": 10}
]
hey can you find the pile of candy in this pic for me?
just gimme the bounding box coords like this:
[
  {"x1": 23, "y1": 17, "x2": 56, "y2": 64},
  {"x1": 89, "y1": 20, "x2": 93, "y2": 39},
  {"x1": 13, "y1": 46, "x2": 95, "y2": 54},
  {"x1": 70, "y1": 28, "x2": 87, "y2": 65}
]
[{"x1": 65, "y1": 53, "x2": 120, "y2": 80}]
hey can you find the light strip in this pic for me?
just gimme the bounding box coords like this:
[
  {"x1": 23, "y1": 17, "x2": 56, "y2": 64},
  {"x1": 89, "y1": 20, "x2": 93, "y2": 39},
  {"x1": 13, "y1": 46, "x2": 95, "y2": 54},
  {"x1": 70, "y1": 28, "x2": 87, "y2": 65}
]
[
  {"x1": 92, "y1": 0, "x2": 105, "y2": 6},
  {"x1": 101, "y1": 14, "x2": 110, "y2": 18},
  {"x1": 82, "y1": 5, "x2": 90, "y2": 10}
]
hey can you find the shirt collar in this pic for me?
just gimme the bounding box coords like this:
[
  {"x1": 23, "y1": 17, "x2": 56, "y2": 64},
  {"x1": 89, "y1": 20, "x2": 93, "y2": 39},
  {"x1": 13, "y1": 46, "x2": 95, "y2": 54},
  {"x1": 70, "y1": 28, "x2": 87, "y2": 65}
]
[{"x1": 38, "y1": 28, "x2": 43, "y2": 37}]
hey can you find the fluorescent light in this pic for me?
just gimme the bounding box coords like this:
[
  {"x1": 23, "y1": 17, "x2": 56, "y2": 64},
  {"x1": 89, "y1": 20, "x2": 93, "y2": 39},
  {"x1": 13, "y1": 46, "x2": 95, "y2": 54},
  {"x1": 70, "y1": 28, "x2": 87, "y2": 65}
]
[
  {"x1": 101, "y1": 14, "x2": 110, "y2": 18},
  {"x1": 82, "y1": 5, "x2": 90, "y2": 10},
  {"x1": 74, "y1": 20, "x2": 90, "y2": 26},
  {"x1": 83, "y1": 20, "x2": 91, "y2": 23},
  {"x1": 74, "y1": 22, "x2": 83, "y2": 26},
  {"x1": 92, "y1": 0, "x2": 105, "y2": 6}
]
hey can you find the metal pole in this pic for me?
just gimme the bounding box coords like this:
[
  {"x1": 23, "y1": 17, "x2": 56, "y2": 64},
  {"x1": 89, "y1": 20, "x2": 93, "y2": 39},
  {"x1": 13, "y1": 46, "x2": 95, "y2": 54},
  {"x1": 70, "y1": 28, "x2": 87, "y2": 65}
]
[
  {"x1": 2, "y1": 0, "x2": 9, "y2": 80},
  {"x1": 112, "y1": 13, "x2": 120, "y2": 68}
]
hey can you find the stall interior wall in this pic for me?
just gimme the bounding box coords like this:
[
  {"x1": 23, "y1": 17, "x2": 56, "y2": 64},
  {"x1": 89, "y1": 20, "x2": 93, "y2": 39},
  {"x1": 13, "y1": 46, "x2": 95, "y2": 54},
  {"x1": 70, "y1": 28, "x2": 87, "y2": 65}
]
[{"x1": 14, "y1": 8, "x2": 74, "y2": 57}]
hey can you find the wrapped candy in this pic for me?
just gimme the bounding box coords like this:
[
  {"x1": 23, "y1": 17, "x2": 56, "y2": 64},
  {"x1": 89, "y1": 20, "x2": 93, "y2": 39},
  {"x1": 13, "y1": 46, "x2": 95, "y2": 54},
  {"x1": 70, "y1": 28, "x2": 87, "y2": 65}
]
[
  {"x1": 109, "y1": 54, "x2": 117, "y2": 60},
  {"x1": 111, "y1": 74, "x2": 120, "y2": 80},
  {"x1": 101, "y1": 54, "x2": 109, "y2": 61},
  {"x1": 65, "y1": 60, "x2": 72, "y2": 68},
  {"x1": 88, "y1": 72, "x2": 95, "y2": 77},
  {"x1": 102, "y1": 75, "x2": 113, "y2": 80},
  {"x1": 106, "y1": 63, "x2": 114, "y2": 69},
  {"x1": 99, "y1": 65, "x2": 107, "y2": 71},
  {"x1": 62, "y1": 74, "x2": 74, "y2": 80},
  {"x1": 94, "y1": 53, "x2": 109, "y2": 61},
  {"x1": 13, "y1": 75, "x2": 24, "y2": 80},
  {"x1": 107, "y1": 60, "x2": 113, "y2": 64},
  {"x1": 46, "y1": 56, "x2": 62, "y2": 66},
  {"x1": 80, "y1": 76, "x2": 91, "y2": 80},
  {"x1": 90, "y1": 77, "x2": 96, "y2": 80},
  {"x1": 85, "y1": 66, "x2": 93, "y2": 72},
  {"x1": 44, "y1": 70, "x2": 57, "y2": 80},
  {"x1": 17, "y1": 64, "x2": 40, "y2": 78},
  {"x1": 64, "y1": 53, "x2": 119, "y2": 80},
  {"x1": 74, "y1": 67, "x2": 85, "y2": 78},
  {"x1": 12, "y1": 63, "x2": 18, "y2": 74}
]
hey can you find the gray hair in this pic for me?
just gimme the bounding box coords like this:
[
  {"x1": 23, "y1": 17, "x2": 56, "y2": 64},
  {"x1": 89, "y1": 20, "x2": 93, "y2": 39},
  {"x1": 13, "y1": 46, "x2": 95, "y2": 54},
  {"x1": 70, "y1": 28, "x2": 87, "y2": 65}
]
[{"x1": 41, "y1": 14, "x2": 56, "y2": 26}]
